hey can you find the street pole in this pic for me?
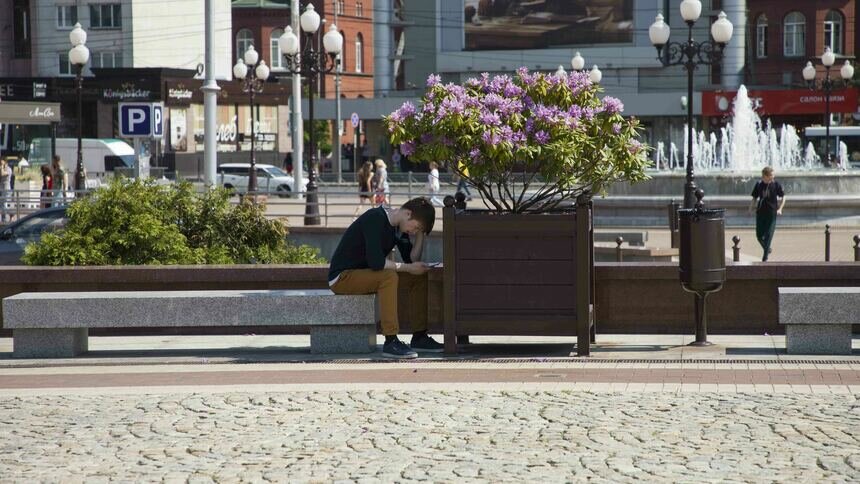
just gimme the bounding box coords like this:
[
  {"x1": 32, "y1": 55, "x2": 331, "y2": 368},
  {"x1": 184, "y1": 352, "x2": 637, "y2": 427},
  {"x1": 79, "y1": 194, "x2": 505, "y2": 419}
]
[
  {"x1": 202, "y1": 0, "x2": 220, "y2": 186},
  {"x1": 802, "y1": 50, "x2": 854, "y2": 168},
  {"x1": 333, "y1": 0, "x2": 343, "y2": 183},
  {"x1": 290, "y1": 0, "x2": 304, "y2": 198},
  {"x1": 249, "y1": 88, "x2": 257, "y2": 192},
  {"x1": 75, "y1": 64, "x2": 84, "y2": 190},
  {"x1": 650, "y1": 8, "x2": 733, "y2": 209},
  {"x1": 824, "y1": 67, "x2": 832, "y2": 166},
  {"x1": 281, "y1": 4, "x2": 341, "y2": 225},
  {"x1": 684, "y1": 24, "x2": 696, "y2": 210}
]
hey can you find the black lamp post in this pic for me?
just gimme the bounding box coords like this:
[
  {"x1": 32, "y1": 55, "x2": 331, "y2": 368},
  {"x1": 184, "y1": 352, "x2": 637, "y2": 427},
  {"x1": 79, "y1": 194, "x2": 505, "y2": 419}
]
[
  {"x1": 233, "y1": 45, "x2": 270, "y2": 194},
  {"x1": 68, "y1": 23, "x2": 90, "y2": 191},
  {"x1": 280, "y1": 3, "x2": 343, "y2": 226},
  {"x1": 649, "y1": 1, "x2": 733, "y2": 209},
  {"x1": 802, "y1": 48, "x2": 854, "y2": 167}
]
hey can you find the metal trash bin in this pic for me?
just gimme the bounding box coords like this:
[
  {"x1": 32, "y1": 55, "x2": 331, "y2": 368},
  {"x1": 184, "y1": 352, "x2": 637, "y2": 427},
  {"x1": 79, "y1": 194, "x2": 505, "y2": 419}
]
[
  {"x1": 678, "y1": 190, "x2": 725, "y2": 346},
  {"x1": 668, "y1": 200, "x2": 680, "y2": 249}
]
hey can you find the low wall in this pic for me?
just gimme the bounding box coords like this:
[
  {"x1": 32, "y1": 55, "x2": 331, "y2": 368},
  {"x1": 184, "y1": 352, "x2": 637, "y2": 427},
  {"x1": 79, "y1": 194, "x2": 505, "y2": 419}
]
[{"x1": 0, "y1": 263, "x2": 857, "y2": 337}]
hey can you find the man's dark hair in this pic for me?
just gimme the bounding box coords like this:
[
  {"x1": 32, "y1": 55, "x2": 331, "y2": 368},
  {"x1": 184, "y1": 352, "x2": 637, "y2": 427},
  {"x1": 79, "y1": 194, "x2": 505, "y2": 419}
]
[
  {"x1": 762, "y1": 166, "x2": 773, "y2": 176},
  {"x1": 402, "y1": 197, "x2": 435, "y2": 234},
  {"x1": 52, "y1": 155, "x2": 61, "y2": 163}
]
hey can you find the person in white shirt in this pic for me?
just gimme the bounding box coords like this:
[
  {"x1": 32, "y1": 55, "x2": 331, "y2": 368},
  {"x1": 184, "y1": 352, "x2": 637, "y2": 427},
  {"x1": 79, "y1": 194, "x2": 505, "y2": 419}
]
[{"x1": 427, "y1": 161, "x2": 443, "y2": 207}]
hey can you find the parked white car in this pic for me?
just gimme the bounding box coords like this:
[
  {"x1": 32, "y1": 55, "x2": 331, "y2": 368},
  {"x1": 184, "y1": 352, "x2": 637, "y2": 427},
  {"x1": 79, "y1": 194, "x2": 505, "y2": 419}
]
[{"x1": 217, "y1": 163, "x2": 306, "y2": 197}]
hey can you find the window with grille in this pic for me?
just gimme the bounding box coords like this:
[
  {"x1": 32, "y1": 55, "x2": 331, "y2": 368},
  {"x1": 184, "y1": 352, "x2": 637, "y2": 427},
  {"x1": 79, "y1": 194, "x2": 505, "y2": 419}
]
[
  {"x1": 782, "y1": 12, "x2": 805, "y2": 57},
  {"x1": 824, "y1": 10, "x2": 843, "y2": 54},
  {"x1": 58, "y1": 52, "x2": 72, "y2": 75},
  {"x1": 355, "y1": 33, "x2": 363, "y2": 73},
  {"x1": 236, "y1": 29, "x2": 253, "y2": 61},
  {"x1": 270, "y1": 29, "x2": 284, "y2": 69},
  {"x1": 90, "y1": 4, "x2": 122, "y2": 29},
  {"x1": 57, "y1": 5, "x2": 77, "y2": 28},
  {"x1": 756, "y1": 15, "x2": 767, "y2": 58}
]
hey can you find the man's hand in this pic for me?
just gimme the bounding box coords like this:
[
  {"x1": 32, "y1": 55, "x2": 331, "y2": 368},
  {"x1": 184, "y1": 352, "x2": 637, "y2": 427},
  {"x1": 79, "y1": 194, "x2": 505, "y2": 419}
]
[
  {"x1": 777, "y1": 208, "x2": 783, "y2": 215},
  {"x1": 405, "y1": 262, "x2": 430, "y2": 275}
]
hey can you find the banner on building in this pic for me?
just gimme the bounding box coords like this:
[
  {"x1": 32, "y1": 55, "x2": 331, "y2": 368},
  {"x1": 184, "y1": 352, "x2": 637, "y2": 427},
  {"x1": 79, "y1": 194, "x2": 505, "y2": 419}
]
[
  {"x1": 702, "y1": 88, "x2": 859, "y2": 117},
  {"x1": 463, "y1": 0, "x2": 633, "y2": 51}
]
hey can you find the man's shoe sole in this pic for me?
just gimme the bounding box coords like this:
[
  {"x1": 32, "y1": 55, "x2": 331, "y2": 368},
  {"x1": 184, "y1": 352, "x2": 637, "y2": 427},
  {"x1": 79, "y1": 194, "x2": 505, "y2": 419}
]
[
  {"x1": 381, "y1": 351, "x2": 418, "y2": 359},
  {"x1": 411, "y1": 346, "x2": 444, "y2": 353}
]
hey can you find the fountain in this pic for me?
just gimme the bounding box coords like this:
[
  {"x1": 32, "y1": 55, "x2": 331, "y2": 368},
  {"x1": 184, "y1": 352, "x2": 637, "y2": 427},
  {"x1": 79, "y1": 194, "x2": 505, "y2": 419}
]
[{"x1": 598, "y1": 85, "x2": 860, "y2": 226}]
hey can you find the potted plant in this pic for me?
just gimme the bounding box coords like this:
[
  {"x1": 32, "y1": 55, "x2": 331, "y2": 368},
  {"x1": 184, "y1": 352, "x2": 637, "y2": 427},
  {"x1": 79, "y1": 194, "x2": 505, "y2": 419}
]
[{"x1": 385, "y1": 69, "x2": 650, "y2": 355}]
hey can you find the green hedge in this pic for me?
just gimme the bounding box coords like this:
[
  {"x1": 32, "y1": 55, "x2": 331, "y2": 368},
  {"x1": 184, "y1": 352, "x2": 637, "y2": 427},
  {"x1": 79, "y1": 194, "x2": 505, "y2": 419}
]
[{"x1": 23, "y1": 179, "x2": 326, "y2": 266}]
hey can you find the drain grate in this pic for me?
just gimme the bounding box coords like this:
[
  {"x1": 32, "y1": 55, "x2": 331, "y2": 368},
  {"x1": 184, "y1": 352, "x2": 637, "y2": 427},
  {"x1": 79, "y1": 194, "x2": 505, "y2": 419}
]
[{"x1": 2, "y1": 357, "x2": 858, "y2": 370}]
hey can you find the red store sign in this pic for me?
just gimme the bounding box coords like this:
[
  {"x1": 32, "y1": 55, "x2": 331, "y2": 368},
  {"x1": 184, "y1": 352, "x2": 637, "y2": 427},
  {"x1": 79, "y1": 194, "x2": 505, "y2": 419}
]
[{"x1": 702, "y1": 88, "x2": 858, "y2": 117}]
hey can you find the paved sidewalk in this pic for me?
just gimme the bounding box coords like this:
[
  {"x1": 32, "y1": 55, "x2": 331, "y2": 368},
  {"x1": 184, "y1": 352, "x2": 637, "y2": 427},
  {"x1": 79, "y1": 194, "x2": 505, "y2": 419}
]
[{"x1": 1, "y1": 334, "x2": 858, "y2": 481}]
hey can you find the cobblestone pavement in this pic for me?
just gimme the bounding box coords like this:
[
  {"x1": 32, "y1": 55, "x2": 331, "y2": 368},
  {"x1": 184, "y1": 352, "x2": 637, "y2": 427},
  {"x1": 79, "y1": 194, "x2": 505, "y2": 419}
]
[{"x1": 1, "y1": 389, "x2": 859, "y2": 482}]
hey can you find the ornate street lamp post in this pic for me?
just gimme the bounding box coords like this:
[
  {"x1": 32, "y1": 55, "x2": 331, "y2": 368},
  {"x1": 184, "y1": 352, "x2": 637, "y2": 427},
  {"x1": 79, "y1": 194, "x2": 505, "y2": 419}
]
[
  {"x1": 68, "y1": 23, "x2": 90, "y2": 191},
  {"x1": 649, "y1": 0, "x2": 733, "y2": 209},
  {"x1": 233, "y1": 45, "x2": 270, "y2": 194},
  {"x1": 279, "y1": 4, "x2": 343, "y2": 225},
  {"x1": 802, "y1": 48, "x2": 854, "y2": 167}
]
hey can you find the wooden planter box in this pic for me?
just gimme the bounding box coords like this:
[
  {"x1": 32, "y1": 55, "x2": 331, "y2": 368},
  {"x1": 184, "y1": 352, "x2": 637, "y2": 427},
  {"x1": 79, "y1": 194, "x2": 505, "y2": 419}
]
[{"x1": 442, "y1": 195, "x2": 595, "y2": 355}]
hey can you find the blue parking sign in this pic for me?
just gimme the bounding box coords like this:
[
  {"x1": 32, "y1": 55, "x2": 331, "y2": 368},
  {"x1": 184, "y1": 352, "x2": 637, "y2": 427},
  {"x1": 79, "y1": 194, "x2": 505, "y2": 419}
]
[
  {"x1": 152, "y1": 104, "x2": 163, "y2": 137},
  {"x1": 119, "y1": 102, "x2": 164, "y2": 138}
]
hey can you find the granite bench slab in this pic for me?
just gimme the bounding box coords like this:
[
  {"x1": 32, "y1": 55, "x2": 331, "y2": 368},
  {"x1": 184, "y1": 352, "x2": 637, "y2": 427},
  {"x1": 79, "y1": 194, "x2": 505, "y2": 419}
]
[
  {"x1": 778, "y1": 287, "x2": 859, "y2": 355},
  {"x1": 2, "y1": 289, "x2": 376, "y2": 358}
]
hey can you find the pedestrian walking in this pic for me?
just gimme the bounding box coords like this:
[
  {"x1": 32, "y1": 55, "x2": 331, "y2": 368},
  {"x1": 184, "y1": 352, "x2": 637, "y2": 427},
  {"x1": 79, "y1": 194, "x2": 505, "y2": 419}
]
[
  {"x1": 373, "y1": 159, "x2": 390, "y2": 206},
  {"x1": 749, "y1": 166, "x2": 786, "y2": 261},
  {"x1": 456, "y1": 160, "x2": 473, "y2": 201},
  {"x1": 427, "y1": 161, "x2": 443, "y2": 207},
  {"x1": 328, "y1": 197, "x2": 443, "y2": 359},
  {"x1": 51, "y1": 155, "x2": 68, "y2": 205},
  {"x1": 0, "y1": 159, "x2": 11, "y2": 223},
  {"x1": 353, "y1": 161, "x2": 374, "y2": 220},
  {"x1": 40, "y1": 165, "x2": 53, "y2": 209}
]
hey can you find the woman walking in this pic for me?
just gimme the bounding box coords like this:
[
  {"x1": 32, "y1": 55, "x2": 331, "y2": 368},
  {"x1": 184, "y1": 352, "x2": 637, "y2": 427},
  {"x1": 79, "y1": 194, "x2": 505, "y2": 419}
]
[
  {"x1": 0, "y1": 159, "x2": 11, "y2": 223},
  {"x1": 51, "y1": 155, "x2": 68, "y2": 206},
  {"x1": 353, "y1": 161, "x2": 374, "y2": 220},
  {"x1": 373, "y1": 159, "x2": 390, "y2": 206},
  {"x1": 40, "y1": 165, "x2": 53, "y2": 209},
  {"x1": 427, "y1": 161, "x2": 443, "y2": 207}
]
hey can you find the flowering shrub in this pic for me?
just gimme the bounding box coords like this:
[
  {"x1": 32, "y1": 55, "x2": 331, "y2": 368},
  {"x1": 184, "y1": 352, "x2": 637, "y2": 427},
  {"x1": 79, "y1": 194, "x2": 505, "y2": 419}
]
[{"x1": 385, "y1": 68, "x2": 651, "y2": 213}]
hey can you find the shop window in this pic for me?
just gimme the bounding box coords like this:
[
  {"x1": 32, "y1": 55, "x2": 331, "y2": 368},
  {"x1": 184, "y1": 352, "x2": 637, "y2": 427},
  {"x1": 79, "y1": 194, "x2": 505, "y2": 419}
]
[
  {"x1": 236, "y1": 29, "x2": 253, "y2": 61},
  {"x1": 57, "y1": 5, "x2": 77, "y2": 29},
  {"x1": 824, "y1": 10, "x2": 844, "y2": 54},
  {"x1": 783, "y1": 12, "x2": 805, "y2": 58},
  {"x1": 270, "y1": 29, "x2": 284, "y2": 69},
  {"x1": 755, "y1": 15, "x2": 767, "y2": 59},
  {"x1": 90, "y1": 4, "x2": 122, "y2": 29},
  {"x1": 355, "y1": 33, "x2": 363, "y2": 73}
]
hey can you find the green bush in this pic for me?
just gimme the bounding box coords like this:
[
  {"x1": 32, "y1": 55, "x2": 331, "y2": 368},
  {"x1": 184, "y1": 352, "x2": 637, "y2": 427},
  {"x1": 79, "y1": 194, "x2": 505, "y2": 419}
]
[{"x1": 23, "y1": 179, "x2": 326, "y2": 266}]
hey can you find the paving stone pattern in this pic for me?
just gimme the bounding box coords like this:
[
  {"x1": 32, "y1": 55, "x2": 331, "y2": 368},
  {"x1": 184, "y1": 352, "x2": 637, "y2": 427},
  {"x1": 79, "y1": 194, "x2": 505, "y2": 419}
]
[{"x1": 1, "y1": 391, "x2": 859, "y2": 482}]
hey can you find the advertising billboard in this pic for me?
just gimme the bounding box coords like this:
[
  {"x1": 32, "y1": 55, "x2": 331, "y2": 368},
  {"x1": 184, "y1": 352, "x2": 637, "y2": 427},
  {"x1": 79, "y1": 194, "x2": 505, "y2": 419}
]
[{"x1": 464, "y1": 0, "x2": 634, "y2": 51}]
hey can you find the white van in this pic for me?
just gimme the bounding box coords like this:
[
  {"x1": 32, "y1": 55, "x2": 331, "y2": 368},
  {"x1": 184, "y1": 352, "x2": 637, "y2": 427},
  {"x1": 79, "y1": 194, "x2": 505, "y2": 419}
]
[
  {"x1": 218, "y1": 163, "x2": 306, "y2": 197},
  {"x1": 29, "y1": 138, "x2": 135, "y2": 181}
]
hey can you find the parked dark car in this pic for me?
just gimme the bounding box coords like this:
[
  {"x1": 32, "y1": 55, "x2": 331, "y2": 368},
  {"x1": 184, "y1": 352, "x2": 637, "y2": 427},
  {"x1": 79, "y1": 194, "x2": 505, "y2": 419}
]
[{"x1": 0, "y1": 207, "x2": 68, "y2": 265}]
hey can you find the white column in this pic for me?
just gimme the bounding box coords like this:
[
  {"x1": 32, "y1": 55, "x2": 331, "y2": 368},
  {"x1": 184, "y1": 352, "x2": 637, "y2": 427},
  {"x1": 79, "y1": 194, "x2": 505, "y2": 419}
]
[
  {"x1": 291, "y1": 0, "x2": 305, "y2": 197},
  {"x1": 721, "y1": 0, "x2": 746, "y2": 89},
  {"x1": 202, "y1": 0, "x2": 220, "y2": 186}
]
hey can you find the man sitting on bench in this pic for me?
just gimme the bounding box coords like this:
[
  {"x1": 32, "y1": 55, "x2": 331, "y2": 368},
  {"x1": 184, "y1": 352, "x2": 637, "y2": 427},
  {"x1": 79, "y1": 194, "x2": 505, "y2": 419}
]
[{"x1": 329, "y1": 197, "x2": 443, "y2": 359}]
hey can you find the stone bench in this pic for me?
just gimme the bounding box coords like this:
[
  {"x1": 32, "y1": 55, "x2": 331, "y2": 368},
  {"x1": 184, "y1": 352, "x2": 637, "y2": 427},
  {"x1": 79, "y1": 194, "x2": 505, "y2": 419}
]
[
  {"x1": 778, "y1": 287, "x2": 858, "y2": 355},
  {"x1": 2, "y1": 289, "x2": 376, "y2": 358}
]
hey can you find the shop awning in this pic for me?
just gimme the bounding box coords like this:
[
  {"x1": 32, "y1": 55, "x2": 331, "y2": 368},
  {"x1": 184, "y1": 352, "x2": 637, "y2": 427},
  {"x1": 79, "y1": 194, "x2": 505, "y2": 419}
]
[{"x1": 0, "y1": 101, "x2": 62, "y2": 125}]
